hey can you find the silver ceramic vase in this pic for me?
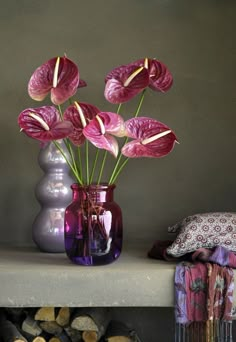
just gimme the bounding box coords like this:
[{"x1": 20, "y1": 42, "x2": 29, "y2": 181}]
[{"x1": 32, "y1": 140, "x2": 74, "y2": 253}]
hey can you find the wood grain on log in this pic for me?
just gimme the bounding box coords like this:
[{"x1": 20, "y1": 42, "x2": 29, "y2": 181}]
[
  {"x1": 71, "y1": 315, "x2": 98, "y2": 332},
  {"x1": 82, "y1": 330, "x2": 98, "y2": 342},
  {"x1": 39, "y1": 321, "x2": 62, "y2": 335},
  {"x1": 48, "y1": 338, "x2": 60, "y2": 342},
  {"x1": 55, "y1": 307, "x2": 70, "y2": 327},
  {"x1": 32, "y1": 337, "x2": 47, "y2": 342},
  {"x1": 22, "y1": 315, "x2": 42, "y2": 336},
  {"x1": 50, "y1": 331, "x2": 71, "y2": 342},
  {"x1": 107, "y1": 338, "x2": 131, "y2": 342},
  {"x1": 71, "y1": 308, "x2": 110, "y2": 339},
  {"x1": 64, "y1": 326, "x2": 82, "y2": 342},
  {"x1": 35, "y1": 307, "x2": 55, "y2": 322}
]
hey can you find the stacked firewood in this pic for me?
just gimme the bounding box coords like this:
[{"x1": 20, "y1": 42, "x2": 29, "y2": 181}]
[{"x1": 0, "y1": 307, "x2": 140, "y2": 342}]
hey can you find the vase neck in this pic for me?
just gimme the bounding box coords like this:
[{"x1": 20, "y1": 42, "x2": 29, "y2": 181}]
[{"x1": 71, "y1": 183, "x2": 115, "y2": 202}]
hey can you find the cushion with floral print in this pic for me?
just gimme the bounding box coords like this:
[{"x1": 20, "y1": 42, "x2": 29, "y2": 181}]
[{"x1": 166, "y1": 212, "x2": 236, "y2": 257}]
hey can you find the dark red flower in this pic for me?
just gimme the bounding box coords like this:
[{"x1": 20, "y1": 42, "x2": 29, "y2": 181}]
[
  {"x1": 131, "y1": 58, "x2": 173, "y2": 92},
  {"x1": 121, "y1": 117, "x2": 177, "y2": 158},
  {"x1": 64, "y1": 101, "x2": 100, "y2": 145},
  {"x1": 104, "y1": 64, "x2": 149, "y2": 104},
  {"x1": 28, "y1": 56, "x2": 79, "y2": 105},
  {"x1": 18, "y1": 106, "x2": 73, "y2": 142}
]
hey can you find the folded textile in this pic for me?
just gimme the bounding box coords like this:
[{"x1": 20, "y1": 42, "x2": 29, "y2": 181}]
[
  {"x1": 175, "y1": 262, "x2": 234, "y2": 341},
  {"x1": 148, "y1": 241, "x2": 236, "y2": 341},
  {"x1": 148, "y1": 240, "x2": 236, "y2": 268}
]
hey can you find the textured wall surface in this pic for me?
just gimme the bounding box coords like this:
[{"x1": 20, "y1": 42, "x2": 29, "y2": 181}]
[{"x1": 0, "y1": 0, "x2": 236, "y2": 250}]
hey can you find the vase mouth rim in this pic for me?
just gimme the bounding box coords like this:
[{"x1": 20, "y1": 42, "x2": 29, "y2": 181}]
[{"x1": 71, "y1": 183, "x2": 116, "y2": 190}]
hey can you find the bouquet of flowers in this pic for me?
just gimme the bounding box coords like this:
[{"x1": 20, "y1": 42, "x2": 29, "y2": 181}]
[{"x1": 18, "y1": 55, "x2": 178, "y2": 186}]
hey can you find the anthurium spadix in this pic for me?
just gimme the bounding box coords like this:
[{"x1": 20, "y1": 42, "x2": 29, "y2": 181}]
[
  {"x1": 104, "y1": 64, "x2": 149, "y2": 104},
  {"x1": 28, "y1": 56, "x2": 80, "y2": 105},
  {"x1": 64, "y1": 101, "x2": 100, "y2": 146},
  {"x1": 83, "y1": 112, "x2": 126, "y2": 157},
  {"x1": 18, "y1": 106, "x2": 73, "y2": 142},
  {"x1": 121, "y1": 117, "x2": 177, "y2": 158},
  {"x1": 131, "y1": 58, "x2": 173, "y2": 93}
]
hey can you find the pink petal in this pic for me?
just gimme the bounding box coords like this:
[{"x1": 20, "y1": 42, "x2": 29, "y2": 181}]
[
  {"x1": 121, "y1": 117, "x2": 177, "y2": 158},
  {"x1": 28, "y1": 56, "x2": 79, "y2": 105},
  {"x1": 64, "y1": 102, "x2": 100, "y2": 145},
  {"x1": 18, "y1": 106, "x2": 73, "y2": 142},
  {"x1": 131, "y1": 58, "x2": 173, "y2": 92},
  {"x1": 104, "y1": 64, "x2": 149, "y2": 103},
  {"x1": 83, "y1": 118, "x2": 119, "y2": 157},
  {"x1": 96, "y1": 112, "x2": 126, "y2": 137}
]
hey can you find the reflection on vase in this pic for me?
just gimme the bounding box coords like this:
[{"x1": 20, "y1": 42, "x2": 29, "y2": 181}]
[
  {"x1": 64, "y1": 183, "x2": 123, "y2": 265},
  {"x1": 32, "y1": 140, "x2": 74, "y2": 253}
]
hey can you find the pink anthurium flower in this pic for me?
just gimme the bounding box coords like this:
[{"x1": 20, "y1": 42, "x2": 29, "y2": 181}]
[
  {"x1": 131, "y1": 58, "x2": 173, "y2": 92},
  {"x1": 64, "y1": 101, "x2": 100, "y2": 145},
  {"x1": 83, "y1": 112, "x2": 126, "y2": 157},
  {"x1": 121, "y1": 117, "x2": 177, "y2": 158},
  {"x1": 18, "y1": 106, "x2": 73, "y2": 142},
  {"x1": 28, "y1": 56, "x2": 80, "y2": 105},
  {"x1": 104, "y1": 64, "x2": 149, "y2": 104}
]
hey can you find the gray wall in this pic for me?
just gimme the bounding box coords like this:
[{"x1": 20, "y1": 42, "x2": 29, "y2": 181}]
[{"x1": 1, "y1": 0, "x2": 236, "y2": 250}]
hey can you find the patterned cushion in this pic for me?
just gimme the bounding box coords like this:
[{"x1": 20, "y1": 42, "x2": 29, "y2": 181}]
[{"x1": 166, "y1": 212, "x2": 236, "y2": 257}]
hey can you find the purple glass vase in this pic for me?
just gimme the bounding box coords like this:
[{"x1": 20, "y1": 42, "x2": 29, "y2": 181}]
[{"x1": 64, "y1": 183, "x2": 123, "y2": 266}]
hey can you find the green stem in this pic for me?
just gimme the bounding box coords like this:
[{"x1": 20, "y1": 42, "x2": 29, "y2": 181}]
[
  {"x1": 77, "y1": 147, "x2": 83, "y2": 183},
  {"x1": 61, "y1": 137, "x2": 81, "y2": 181},
  {"x1": 117, "y1": 103, "x2": 122, "y2": 114},
  {"x1": 134, "y1": 88, "x2": 146, "y2": 118},
  {"x1": 111, "y1": 157, "x2": 130, "y2": 184},
  {"x1": 58, "y1": 105, "x2": 63, "y2": 120},
  {"x1": 85, "y1": 140, "x2": 89, "y2": 185},
  {"x1": 97, "y1": 151, "x2": 108, "y2": 185},
  {"x1": 109, "y1": 89, "x2": 146, "y2": 184},
  {"x1": 89, "y1": 148, "x2": 100, "y2": 184},
  {"x1": 108, "y1": 141, "x2": 126, "y2": 185},
  {"x1": 53, "y1": 141, "x2": 82, "y2": 185},
  {"x1": 68, "y1": 142, "x2": 80, "y2": 177},
  {"x1": 94, "y1": 103, "x2": 122, "y2": 185}
]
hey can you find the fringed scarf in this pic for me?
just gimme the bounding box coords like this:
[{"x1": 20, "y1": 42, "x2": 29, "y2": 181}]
[
  {"x1": 148, "y1": 242, "x2": 236, "y2": 341},
  {"x1": 175, "y1": 262, "x2": 234, "y2": 342}
]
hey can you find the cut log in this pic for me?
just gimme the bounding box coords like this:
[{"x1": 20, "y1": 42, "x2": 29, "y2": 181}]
[
  {"x1": 71, "y1": 308, "x2": 110, "y2": 339},
  {"x1": 0, "y1": 319, "x2": 27, "y2": 342},
  {"x1": 55, "y1": 307, "x2": 70, "y2": 327},
  {"x1": 22, "y1": 315, "x2": 42, "y2": 336},
  {"x1": 39, "y1": 321, "x2": 63, "y2": 335},
  {"x1": 64, "y1": 326, "x2": 82, "y2": 342},
  {"x1": 107, "y1": 338, "x2": 131, "y2": 342},
  {"x1": 71, "y1": 314, "x2": 98, "y2": 332},
  {"x1": 48, "y1": 331, "x2": 71, "y2": 342},
  {"x1": 32, "y1": 338, "x2": 47, "y2": 342},
  {"x1": 48, "y1": 338, "x2": 60, "y2": 342},
  {"x1": 35, "y1": 307, "x2": 55, "y2": 321},
  {"x1": 82, "y1": 330, "x2": 98, "y2": 342},
  {"x1": 104, "y1": 321, "x2": 132, "y2": 342},
  {"x1": 17, "y1": 327, "x2": 51, "y2": 342}
]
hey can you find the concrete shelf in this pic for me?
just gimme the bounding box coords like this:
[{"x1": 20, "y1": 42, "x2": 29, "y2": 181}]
[{"x1": 0, "y1": 245, "x2": 176, "y2": 308}]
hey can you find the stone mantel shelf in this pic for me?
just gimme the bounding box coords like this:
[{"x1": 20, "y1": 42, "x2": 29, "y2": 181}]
[{"x1": 0, "y1": 244, "x2": 176, "y2": 308}]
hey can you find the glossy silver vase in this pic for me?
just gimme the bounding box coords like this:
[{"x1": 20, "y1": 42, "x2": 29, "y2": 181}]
[{"x1": 32, "y1": 140, "x2": 74, "y2": 253}]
